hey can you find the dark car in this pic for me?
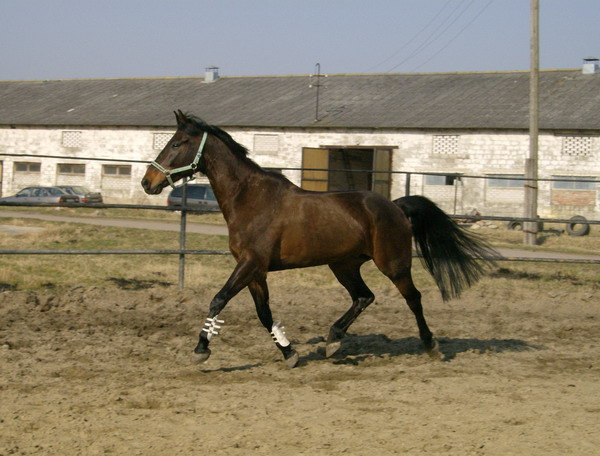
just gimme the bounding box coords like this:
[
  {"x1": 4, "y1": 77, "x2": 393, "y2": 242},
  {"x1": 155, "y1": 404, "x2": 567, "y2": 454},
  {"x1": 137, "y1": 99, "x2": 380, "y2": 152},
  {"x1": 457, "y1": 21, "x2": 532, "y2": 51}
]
[
  {"x1": 0, "y1": 186, "x2": 80, "y2": 204},
  {"x1": 56, "y1": 186, "x2": 103, "y2": 203},
  {"x1": 167, "y1": 184, "x2": 220, "y2": 211}
]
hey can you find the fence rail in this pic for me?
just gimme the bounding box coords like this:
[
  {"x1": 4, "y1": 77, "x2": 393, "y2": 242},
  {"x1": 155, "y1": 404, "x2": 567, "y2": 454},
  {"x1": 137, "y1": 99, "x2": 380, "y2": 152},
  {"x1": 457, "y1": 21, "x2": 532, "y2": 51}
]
[
  {"x1": 1, "y1": 195, "x2": 599, "y2": 288},
  {"x1": 1, "y1": 201, "x2": 599, "y2": 224},
  {"x1": 2, "y1": 250, "x2": 599, "y2": 264},
  {"x1": 2, "y1": 151, "x2": 597, "y2": 184}
]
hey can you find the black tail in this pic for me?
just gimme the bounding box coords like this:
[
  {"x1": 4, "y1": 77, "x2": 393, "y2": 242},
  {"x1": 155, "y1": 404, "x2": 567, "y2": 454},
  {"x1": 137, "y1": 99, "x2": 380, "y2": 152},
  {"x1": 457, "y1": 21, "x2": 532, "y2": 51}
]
[{"x1": 394, "y1": 195, "x2": 499, "y2": 301}]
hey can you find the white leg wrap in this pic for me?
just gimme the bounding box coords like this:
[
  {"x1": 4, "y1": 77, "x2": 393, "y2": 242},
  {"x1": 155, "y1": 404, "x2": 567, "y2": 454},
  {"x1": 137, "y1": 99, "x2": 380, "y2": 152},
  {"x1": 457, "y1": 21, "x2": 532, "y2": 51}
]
[
  {"x1": 201, "y1": 315, "x2": 224, "y2": 341},
  {"x1": 271, "y1": 322, "x2": 291, "y2": 347}
]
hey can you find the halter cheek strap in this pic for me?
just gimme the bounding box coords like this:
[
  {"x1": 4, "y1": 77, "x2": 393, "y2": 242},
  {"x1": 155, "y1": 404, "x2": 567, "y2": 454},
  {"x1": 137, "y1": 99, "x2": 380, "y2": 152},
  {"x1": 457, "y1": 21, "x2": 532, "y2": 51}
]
[{"x1": 150, "y1": 132, "x2": 208, "y2": 189}]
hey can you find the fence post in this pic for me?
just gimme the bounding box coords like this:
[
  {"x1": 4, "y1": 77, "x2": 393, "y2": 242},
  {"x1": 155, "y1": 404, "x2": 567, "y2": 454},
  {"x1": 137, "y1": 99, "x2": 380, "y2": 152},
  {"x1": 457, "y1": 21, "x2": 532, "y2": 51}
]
[
  {"x1": 178, "y1": 182, "x2": 188, "y2": 289},
  {"x1": 405, "y1": 172, "x2": 411, "y2": 196},
  {"x1": 524, "y1": 0, "x2": 539, "y2": 246},
  {"x1": 453, "y1": 176, "x2": 459, "y2": 215}
]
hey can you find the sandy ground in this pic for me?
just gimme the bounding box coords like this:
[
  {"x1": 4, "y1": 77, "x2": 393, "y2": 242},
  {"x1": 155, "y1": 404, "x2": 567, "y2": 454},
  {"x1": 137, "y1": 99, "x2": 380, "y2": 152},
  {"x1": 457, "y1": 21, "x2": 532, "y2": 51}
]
[{"x1": 1, "y1": 276, "x2": 599, "y2": 456}]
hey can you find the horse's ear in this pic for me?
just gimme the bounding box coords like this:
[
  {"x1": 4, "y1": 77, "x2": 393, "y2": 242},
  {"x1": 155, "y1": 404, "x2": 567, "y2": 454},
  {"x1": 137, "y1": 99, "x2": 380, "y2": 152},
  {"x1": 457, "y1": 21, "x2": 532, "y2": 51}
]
[{"x1": 174, "y1": 110, "x2": 187, "y2": 126}]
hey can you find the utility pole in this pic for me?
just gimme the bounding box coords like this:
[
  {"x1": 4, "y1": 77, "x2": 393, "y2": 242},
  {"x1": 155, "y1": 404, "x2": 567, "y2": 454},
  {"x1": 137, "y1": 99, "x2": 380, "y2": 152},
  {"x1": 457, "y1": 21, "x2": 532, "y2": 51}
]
[
  {"x1": 309, "y1": 63, "x2": 326, "y2": 121},
  {"x1": 524, "y1": 0, "x2": 539, "y2": 246}
]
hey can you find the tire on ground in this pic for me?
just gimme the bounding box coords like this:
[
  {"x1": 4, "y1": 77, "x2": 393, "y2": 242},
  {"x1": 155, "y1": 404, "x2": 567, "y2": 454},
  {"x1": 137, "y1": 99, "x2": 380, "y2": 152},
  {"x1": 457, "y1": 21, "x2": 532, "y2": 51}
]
[
  {"x1": 506, "y1": 220, "x2": 522, "y2": 231},
  {"x1": 506, "y1": 220, "x2": 543, "y2": 232},
  {"x1": 566, "y1": 215, "x2": 590, "y2": 236}
]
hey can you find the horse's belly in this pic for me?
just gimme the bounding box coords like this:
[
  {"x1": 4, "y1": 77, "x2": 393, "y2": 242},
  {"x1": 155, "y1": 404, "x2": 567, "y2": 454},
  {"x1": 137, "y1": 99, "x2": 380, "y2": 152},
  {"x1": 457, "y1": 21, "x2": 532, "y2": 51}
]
[{"x1": 275, "y1": 226, "x2": 366, "y2": 268}]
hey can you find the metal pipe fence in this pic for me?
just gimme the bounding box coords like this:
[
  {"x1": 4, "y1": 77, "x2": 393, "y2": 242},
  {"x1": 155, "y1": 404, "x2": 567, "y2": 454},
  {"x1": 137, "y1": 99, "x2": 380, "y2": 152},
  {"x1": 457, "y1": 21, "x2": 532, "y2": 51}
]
[
  {"x1": 1, "y1": 195, "x2": 599, "y2": 289},
  {"x1": 1, "y1": 157, "x2": 599, "y2": 288},
  {"x1": 3, "y1": 151, "x2": 595, "y2": 183}
]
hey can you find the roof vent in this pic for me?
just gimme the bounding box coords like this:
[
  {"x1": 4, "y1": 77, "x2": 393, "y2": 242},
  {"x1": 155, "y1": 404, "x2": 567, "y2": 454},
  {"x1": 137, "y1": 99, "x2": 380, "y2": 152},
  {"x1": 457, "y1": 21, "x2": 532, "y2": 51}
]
[
  {"x1": 204, "y1": 66, "x2": 220, "y2": 83},
  {"x1": 582, "y1": 57, "x2": 599, "y2": 74}
]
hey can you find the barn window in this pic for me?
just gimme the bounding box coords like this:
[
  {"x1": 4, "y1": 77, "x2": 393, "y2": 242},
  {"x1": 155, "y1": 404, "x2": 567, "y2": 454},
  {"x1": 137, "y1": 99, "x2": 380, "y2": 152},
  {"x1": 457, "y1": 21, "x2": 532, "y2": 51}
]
[
  {"x1": 425, "y1": 174, "x2": 460, "y2": 186},
  {"x1": 58, "y1": 163, "x2": 85, "y2": 175},
  {"x1": 253, "y1": 134, "x2": 280, "y2": 155},
  {"x1": 432, "y1": 135, "x2": 460, "y2": 155},
  {"x1": 103, "y1": 164, "x2": 131, "y2": 176},
  {"x1": 62, "y1": 131, "x2": 82, "y2": 148},
  {"x1": 561, "y1": 136, "x2": 593, "y2": 157},
  {"x1": 552, "y1": 176, "x2": 596, "y2": 190},
  {"x1": 487, "y1": 174, "x2": 524, "y2": 188},
  {"x1": 153, "y1": 133, "x2": 172, "y2": 150},
  {"x1": 14, "y1": 162, "x2": 41, "y2": 173}
]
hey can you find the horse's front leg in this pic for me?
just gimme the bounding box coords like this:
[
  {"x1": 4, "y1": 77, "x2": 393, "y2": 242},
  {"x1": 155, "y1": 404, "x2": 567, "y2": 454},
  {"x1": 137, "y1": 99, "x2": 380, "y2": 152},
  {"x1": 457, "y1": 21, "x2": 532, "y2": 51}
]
[
  {"x1": 248, "y1": 278, "x2": 299, "y2": 368},
  {"x1": 194, "y1": 259, "x2": 259, "y2": 362}
]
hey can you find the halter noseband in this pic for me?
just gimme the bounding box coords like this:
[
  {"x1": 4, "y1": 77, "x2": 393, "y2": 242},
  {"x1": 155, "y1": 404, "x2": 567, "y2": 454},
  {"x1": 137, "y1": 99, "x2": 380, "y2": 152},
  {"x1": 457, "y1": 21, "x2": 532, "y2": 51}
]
[{"x1": 150, "y1": 132, "x2": 208, "y2": 188}]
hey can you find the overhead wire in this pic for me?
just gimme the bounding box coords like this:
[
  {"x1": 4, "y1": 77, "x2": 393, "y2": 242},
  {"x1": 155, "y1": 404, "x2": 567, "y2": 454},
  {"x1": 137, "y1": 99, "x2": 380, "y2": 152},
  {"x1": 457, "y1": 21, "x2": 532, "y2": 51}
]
[
  {"x1": 385, "y1": 0, "x2": 477, "y2": 73},
  {"x1": 410, "y1": 0, "x2": 495, "y2": 72},
  {"x1": 366, "y1": 0, "x2": 454, "y2": 72}
]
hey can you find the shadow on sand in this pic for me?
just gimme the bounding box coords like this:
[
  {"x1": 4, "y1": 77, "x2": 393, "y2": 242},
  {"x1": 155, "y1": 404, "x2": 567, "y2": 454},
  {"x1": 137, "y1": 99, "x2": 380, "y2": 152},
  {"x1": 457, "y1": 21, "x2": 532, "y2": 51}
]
[
  {"x1": 303, "y1": 333, "x2": 545, "y2": 365},
  {"x1": 199, "y1": 362, "x2": 265, "y2": 373},
  {"x1": 195, "y1": 335, "x2": 545, "y2": 370}
]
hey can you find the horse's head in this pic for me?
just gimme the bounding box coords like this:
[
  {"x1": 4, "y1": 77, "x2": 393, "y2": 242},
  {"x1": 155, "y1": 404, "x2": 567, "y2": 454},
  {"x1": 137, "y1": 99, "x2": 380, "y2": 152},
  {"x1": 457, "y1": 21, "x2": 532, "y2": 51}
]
[{"x1": 141, "y1": 110, "x2": 208, "y2": 194}]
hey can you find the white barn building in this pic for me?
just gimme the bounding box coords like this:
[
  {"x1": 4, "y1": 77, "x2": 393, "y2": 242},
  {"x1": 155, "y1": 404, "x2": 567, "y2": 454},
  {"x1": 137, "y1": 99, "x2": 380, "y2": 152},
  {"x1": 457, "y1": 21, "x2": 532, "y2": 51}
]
[{"x1": 1, "y1": 63, "x2": 599, "y2": 218}]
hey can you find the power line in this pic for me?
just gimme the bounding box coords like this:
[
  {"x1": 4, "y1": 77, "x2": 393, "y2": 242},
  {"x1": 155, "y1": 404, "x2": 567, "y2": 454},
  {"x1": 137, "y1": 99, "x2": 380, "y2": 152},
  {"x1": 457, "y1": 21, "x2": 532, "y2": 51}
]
[
  {"x1": 366, "y1": 0, "x2": 454, "y2": 72},
  {"x1": 386, "y1": 0, "x2": 477, "y2": 73},
  {"x1": 410, "y1": 0, "x2": 495, "y2": 72}
]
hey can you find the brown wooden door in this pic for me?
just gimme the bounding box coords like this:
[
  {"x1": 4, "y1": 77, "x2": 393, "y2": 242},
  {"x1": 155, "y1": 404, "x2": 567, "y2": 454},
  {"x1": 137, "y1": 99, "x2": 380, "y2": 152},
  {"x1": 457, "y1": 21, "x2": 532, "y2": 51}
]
[
  {"x1": 372, "y1": 149, "x2": 391, "y2": 198},
  {"x1": 301, "y1": 148, "x2": 329, "y2": 191}
]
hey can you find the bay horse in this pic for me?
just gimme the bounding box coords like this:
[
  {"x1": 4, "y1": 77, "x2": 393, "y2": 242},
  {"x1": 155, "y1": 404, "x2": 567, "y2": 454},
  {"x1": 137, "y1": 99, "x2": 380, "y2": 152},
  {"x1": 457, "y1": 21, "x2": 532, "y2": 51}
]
[{"x1": 142, "y1": 111, "x2": 497, "y2": 367}]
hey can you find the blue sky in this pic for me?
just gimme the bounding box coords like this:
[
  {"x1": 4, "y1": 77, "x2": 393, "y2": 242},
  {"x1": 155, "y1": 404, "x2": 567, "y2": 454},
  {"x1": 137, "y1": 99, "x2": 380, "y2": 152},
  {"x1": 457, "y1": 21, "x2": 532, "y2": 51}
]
[{"x1": 1, "y1": 0, "x2": 598, "y2": 80}]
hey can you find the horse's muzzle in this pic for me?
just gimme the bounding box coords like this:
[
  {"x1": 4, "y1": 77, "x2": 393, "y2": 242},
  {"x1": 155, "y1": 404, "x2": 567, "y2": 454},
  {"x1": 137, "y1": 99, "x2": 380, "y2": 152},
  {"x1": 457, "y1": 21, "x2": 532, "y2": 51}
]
[{"x1": 141, "y1": 168, "x2": 167, "y2": 195}]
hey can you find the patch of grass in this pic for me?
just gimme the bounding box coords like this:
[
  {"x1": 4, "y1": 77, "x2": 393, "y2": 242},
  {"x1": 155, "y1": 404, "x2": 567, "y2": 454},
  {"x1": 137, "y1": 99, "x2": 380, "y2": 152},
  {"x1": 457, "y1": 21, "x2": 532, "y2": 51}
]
[
  {"x1": 0, "y1": 282, "x2": 18, "y2": 291},
  {"x1": 0, "y1": 205, "x2": 226, "y2": 225},
  {"x1": 489, "y1": 267, "x2": 593, "y2": 286},
  {"x1": 0, "y1": 211, "x2": 598, "y2": 293},
  {"x1": 0, "y1": 220, "x2": 230, "y2": 290},
  {"x1": 0, "y1": 220, "x2": 229, "y2": 251},
  {"x1": 479, "y1": 223, "x2": 599, "y2": 255},
  {"x1": 107, "y1": 277, "x2": 172, "y2": 290}
]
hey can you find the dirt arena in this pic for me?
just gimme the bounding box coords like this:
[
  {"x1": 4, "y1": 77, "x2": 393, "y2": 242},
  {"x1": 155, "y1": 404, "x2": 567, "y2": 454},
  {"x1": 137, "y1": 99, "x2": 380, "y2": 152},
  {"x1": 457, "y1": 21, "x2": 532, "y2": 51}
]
[{"x1": 1, "y1": 268, "x2": 599, "y2": 455}]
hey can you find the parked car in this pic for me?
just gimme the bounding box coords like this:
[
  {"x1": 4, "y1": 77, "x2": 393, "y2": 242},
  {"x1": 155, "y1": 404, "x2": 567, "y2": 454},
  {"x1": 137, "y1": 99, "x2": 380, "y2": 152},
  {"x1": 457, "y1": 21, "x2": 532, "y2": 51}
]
[
  {"x1": 0, "y1": 186, "x2": 80, "y2": 205},
  {"x1": 167, "y1": 184, "x2": 220, "y2": 211},
  {"x1": 56, "y1": 186, "x2": 103, "y2": 203}
]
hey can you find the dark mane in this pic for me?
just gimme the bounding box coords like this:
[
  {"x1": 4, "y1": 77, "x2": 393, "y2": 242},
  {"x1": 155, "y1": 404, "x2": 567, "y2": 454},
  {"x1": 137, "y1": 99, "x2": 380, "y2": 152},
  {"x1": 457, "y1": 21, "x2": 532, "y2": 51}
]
[
  {"x1": 183, "y1": 114, "x2": 290, "y2": 182},
  {"x1": 181, "y1": 114, "x2": 250, "y2": 159}
]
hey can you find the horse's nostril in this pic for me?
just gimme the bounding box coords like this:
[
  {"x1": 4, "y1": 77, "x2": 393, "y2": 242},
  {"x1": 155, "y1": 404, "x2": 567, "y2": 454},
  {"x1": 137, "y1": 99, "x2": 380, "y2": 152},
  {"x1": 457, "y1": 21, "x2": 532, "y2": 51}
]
[{"x1": 141, "y1": 178, "x2": 150, "y2": 190}]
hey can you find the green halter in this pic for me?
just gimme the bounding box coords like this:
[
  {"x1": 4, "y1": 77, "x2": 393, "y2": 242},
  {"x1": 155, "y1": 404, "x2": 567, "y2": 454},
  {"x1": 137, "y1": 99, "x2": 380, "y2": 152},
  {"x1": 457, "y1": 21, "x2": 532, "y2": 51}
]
[{"x1": 150, "y1": 132, "x2": 208, "y2": 188}]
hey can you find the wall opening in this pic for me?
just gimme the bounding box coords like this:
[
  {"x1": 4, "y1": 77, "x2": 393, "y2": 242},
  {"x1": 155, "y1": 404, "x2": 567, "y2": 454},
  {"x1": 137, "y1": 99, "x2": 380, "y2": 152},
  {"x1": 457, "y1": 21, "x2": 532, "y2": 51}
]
[{"x1": 301, "y1": 147, "x2": 391, "y2": 197}]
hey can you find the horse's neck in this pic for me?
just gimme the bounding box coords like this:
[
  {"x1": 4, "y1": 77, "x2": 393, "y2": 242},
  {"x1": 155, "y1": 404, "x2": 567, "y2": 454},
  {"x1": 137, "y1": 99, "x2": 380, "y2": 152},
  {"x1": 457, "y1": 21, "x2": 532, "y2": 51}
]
[{"x1": 204, "y1": 151, "x2": 265, "y2": 223}]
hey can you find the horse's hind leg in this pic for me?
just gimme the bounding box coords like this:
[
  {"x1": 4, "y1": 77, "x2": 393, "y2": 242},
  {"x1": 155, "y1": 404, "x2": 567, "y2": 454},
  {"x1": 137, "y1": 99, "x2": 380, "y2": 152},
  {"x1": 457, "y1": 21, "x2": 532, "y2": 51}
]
[
  {"x1": 389, "y1": 268, "x2": 437, "y2": 354},
  {"x1": 326, "y1": 260, "x2": 375, "y2": 357},
  {"x1": 248, "y1": 278, "x2": 299, "y2": 368}
]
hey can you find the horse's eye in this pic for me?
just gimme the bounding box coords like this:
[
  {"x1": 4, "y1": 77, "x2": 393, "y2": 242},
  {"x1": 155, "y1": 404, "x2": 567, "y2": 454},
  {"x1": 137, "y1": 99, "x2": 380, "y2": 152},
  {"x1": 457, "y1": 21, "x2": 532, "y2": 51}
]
[{"x1": 172, "y1": 142, "x2": 181, "y2": 149}]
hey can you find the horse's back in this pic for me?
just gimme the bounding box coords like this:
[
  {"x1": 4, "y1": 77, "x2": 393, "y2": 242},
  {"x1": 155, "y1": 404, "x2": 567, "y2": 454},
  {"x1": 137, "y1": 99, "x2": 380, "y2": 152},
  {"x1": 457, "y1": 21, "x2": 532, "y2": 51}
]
[{"x1": 288, "y1": 188, "x2": 403, "y2": 227}]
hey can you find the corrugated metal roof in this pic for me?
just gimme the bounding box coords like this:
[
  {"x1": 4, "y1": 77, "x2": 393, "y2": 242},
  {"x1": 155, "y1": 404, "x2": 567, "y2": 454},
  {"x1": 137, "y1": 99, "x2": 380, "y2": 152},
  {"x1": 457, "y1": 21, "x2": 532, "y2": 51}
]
[{"x1": 1, "y1": 70, "x2": 599, "y2": 130}]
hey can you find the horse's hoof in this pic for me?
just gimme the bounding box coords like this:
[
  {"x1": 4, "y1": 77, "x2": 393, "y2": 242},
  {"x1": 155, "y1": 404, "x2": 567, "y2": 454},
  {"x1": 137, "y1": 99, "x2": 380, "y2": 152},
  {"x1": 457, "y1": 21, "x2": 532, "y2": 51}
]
[
  {"x1": 425, "y1": 339, "x2": 442, "y2": 360},
  {"x1": 193, "y1": 348, "x2": 211, "y2": 363},
  {"x1": 284, "y1": 350, "x2": 300, "y2": 368},
  {"x1": 325, "y1": 341, "x2": 341, "y2": 358}
]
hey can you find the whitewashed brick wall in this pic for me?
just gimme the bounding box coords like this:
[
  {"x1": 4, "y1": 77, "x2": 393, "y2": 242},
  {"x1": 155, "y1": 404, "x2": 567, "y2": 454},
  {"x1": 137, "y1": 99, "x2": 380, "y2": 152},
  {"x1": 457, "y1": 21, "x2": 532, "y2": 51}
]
[{"x1": 1, "y1": 126, "x2": 598, "y2": 218}]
